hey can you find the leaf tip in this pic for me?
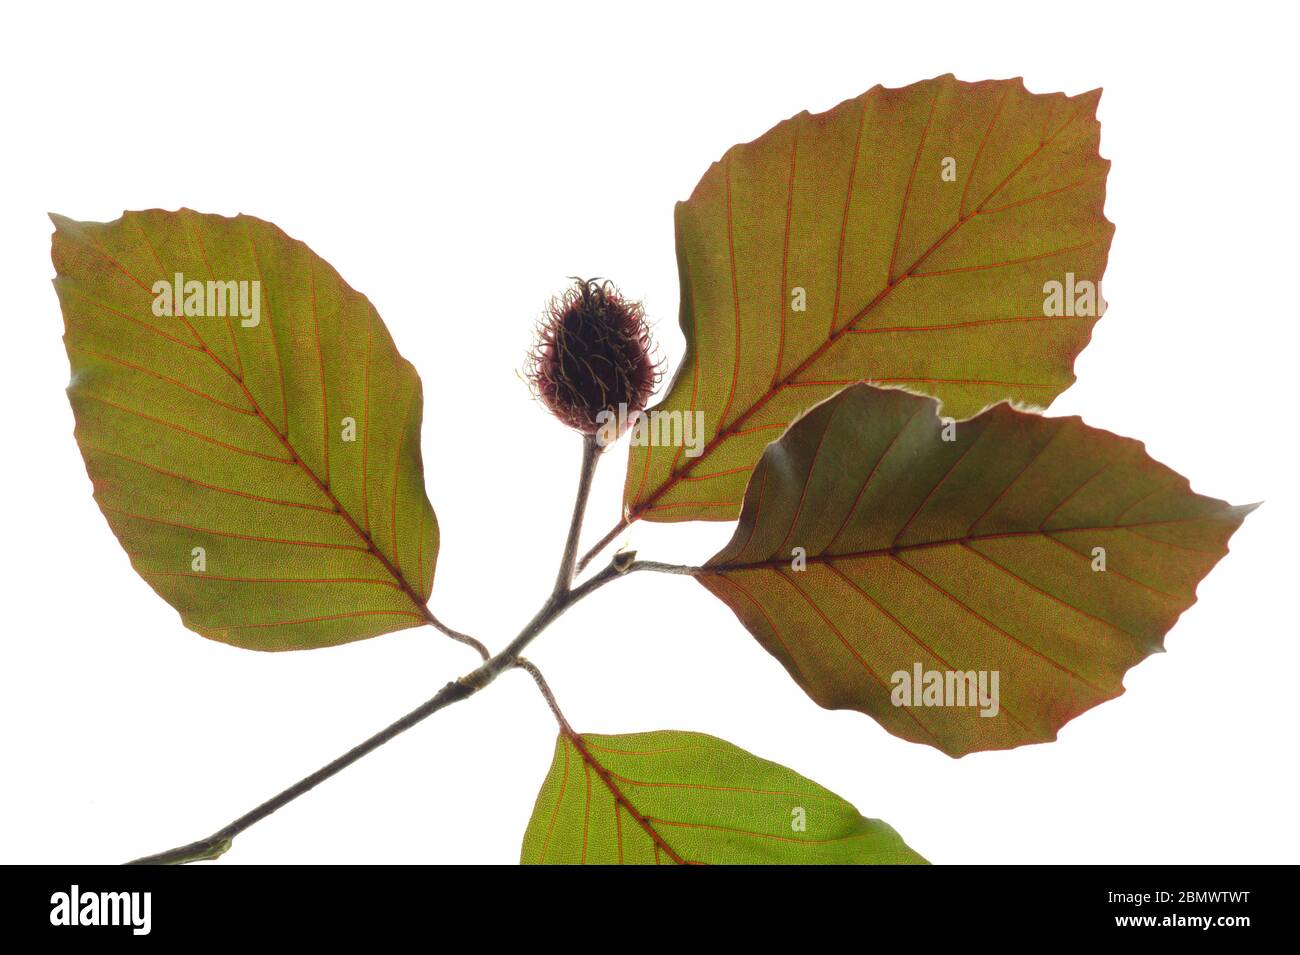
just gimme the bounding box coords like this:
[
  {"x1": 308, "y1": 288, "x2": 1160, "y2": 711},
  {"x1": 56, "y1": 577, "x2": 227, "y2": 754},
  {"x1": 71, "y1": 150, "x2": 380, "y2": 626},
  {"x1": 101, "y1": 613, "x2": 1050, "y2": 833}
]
[
  {"x1": 48, "y1": 212, "x2": 77, "y2": 236},
  {"x1": 1078, "y1": 85, "x2": 1105, "y2": 114}
]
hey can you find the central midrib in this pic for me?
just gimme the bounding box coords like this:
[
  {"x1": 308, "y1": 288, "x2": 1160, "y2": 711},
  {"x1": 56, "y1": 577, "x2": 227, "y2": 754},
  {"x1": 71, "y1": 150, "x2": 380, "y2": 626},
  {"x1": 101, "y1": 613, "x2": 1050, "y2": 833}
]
[
  {"x1": 699, "y1": 517, "x2": 1207, "y2": 574},
  {"x1": 92, "y1": 220, "x2": 435, "y2": 624},
  {"x1": 187, "y1": 312, "x2": 432, "y2": 621},
  {"x1": 630, "y1": 89, "x2": 1091, "y2": 520}
]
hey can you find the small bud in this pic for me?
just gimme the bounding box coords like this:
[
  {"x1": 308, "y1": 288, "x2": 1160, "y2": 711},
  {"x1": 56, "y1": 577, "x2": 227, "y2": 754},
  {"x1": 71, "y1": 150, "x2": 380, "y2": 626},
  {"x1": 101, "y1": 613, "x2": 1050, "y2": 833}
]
[{"x1": 527, "y1": 278, "x2": 660, "y2": 436}]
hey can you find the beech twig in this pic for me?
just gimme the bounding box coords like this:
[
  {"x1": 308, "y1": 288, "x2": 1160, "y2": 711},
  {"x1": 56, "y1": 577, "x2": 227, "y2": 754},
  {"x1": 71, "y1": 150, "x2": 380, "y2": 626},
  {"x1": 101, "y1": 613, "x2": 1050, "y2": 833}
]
[{"x1": 128, "y1": 432, "x2": 654, "y2": 864}]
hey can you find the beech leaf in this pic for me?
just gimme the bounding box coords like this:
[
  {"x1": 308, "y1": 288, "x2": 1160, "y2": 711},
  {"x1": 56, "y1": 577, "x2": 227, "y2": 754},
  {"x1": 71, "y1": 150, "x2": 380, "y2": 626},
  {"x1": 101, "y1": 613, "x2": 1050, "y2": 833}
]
[
  {"x1": 697, "y1": 384, "x2": 1253, "y2": 757},
  {"x1": 51, "y1": 210, "x2": 438, "y2": 650},
  {"x1": 521, "y1": 730, "x2": 926, "y2": 864},
  {"x1": 624, "y1": 74, "x2": 1113, "y2": 524}
]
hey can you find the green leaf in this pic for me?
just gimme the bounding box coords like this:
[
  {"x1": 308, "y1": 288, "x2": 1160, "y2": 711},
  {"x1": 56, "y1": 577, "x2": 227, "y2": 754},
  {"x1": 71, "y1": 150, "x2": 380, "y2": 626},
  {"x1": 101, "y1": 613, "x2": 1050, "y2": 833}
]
[
  {"x1": 697, "y1": 384, "x2": 1253, "y2": 757},
  {"x1": 521, "y1": 730, "x2": 926, "y2": 864},
  {"x1": 623, "y1": 74, "x2": 1113, "y2": 524},
  {"x1": 52, "y1": 210, "x2": 438, "y2": 650}
]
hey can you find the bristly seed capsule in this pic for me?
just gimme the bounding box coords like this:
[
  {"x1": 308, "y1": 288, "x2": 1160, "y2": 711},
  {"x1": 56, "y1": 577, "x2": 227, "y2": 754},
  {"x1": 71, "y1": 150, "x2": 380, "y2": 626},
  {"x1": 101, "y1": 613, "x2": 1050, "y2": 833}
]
[{"x1": 527, "y1": 278, "x2": 660, "y2": 438}]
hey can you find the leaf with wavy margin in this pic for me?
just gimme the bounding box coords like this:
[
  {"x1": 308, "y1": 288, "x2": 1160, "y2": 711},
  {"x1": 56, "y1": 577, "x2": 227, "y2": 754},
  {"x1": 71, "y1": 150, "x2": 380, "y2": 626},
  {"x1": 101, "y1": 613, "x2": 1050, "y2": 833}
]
[
  {"x1": 52, "y1": 209, "x2": 439, "y2": 650},
  {"x1": 522, "y1": 730, "x2": 926, "y2": 864},
  {"x1": 617, "y1": 74, "x2": 1112, "y2": 534},
  {"x1": 696, "y1": 384, "x2": 1253, "y2": 757}
]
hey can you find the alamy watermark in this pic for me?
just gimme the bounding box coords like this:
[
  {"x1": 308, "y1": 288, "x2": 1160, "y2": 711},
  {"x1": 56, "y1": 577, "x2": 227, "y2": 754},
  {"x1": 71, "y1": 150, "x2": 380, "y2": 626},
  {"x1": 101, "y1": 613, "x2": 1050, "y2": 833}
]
[
  {"x1": 595, "y1": 402, "x2": 706, "y2": 457},
  {"x1": 1042, "y1": 271, "x2": 1104, "y2": 318},
  {"x1": 152, "y1": 272, "x2": 260, "y2": 327},
  {"x1": 50, "y1": 885, "x2": 151, "y2": 935},
  {"x1": 891, "y1": 663, "x2": 1000, "y2": 718}
]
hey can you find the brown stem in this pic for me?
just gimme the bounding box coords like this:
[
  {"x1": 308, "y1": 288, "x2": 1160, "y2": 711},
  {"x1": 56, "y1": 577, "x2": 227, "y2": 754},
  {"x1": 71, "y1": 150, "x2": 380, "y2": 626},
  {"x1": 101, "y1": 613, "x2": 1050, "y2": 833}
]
[
  {"x1": 576, "y1": 515, "x2": 630, "y2": 574},
  {"x1": 554, "y1": 433, "x2": 601, "y2": 594},
  {"x1": 425, "y1": 613, "x2": 490, "y2": 660},
  {"x1": 127, "y1": 677, "x2": 477, "y2": 864},
  {"x1": 128, "y1": 430, "x2": 629, "y2": 864},
  {"x1": 514, "y1": 658, "x2": 573, "y2": 735}
]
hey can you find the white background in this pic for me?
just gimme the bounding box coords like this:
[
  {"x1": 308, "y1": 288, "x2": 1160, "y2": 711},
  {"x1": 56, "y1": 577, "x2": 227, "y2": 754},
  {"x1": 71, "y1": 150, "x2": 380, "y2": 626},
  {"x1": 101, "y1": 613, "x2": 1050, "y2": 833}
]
[{"x1": 1, "y1": 0, "x2": 1295, "y2": 865}]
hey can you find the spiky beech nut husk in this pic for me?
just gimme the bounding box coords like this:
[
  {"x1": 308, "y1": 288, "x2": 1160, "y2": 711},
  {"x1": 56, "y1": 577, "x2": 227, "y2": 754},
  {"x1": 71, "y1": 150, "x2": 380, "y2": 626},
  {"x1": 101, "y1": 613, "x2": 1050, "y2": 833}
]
[{"x1": 527, "y1": 278, "x2": 660, "y2": 438}]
